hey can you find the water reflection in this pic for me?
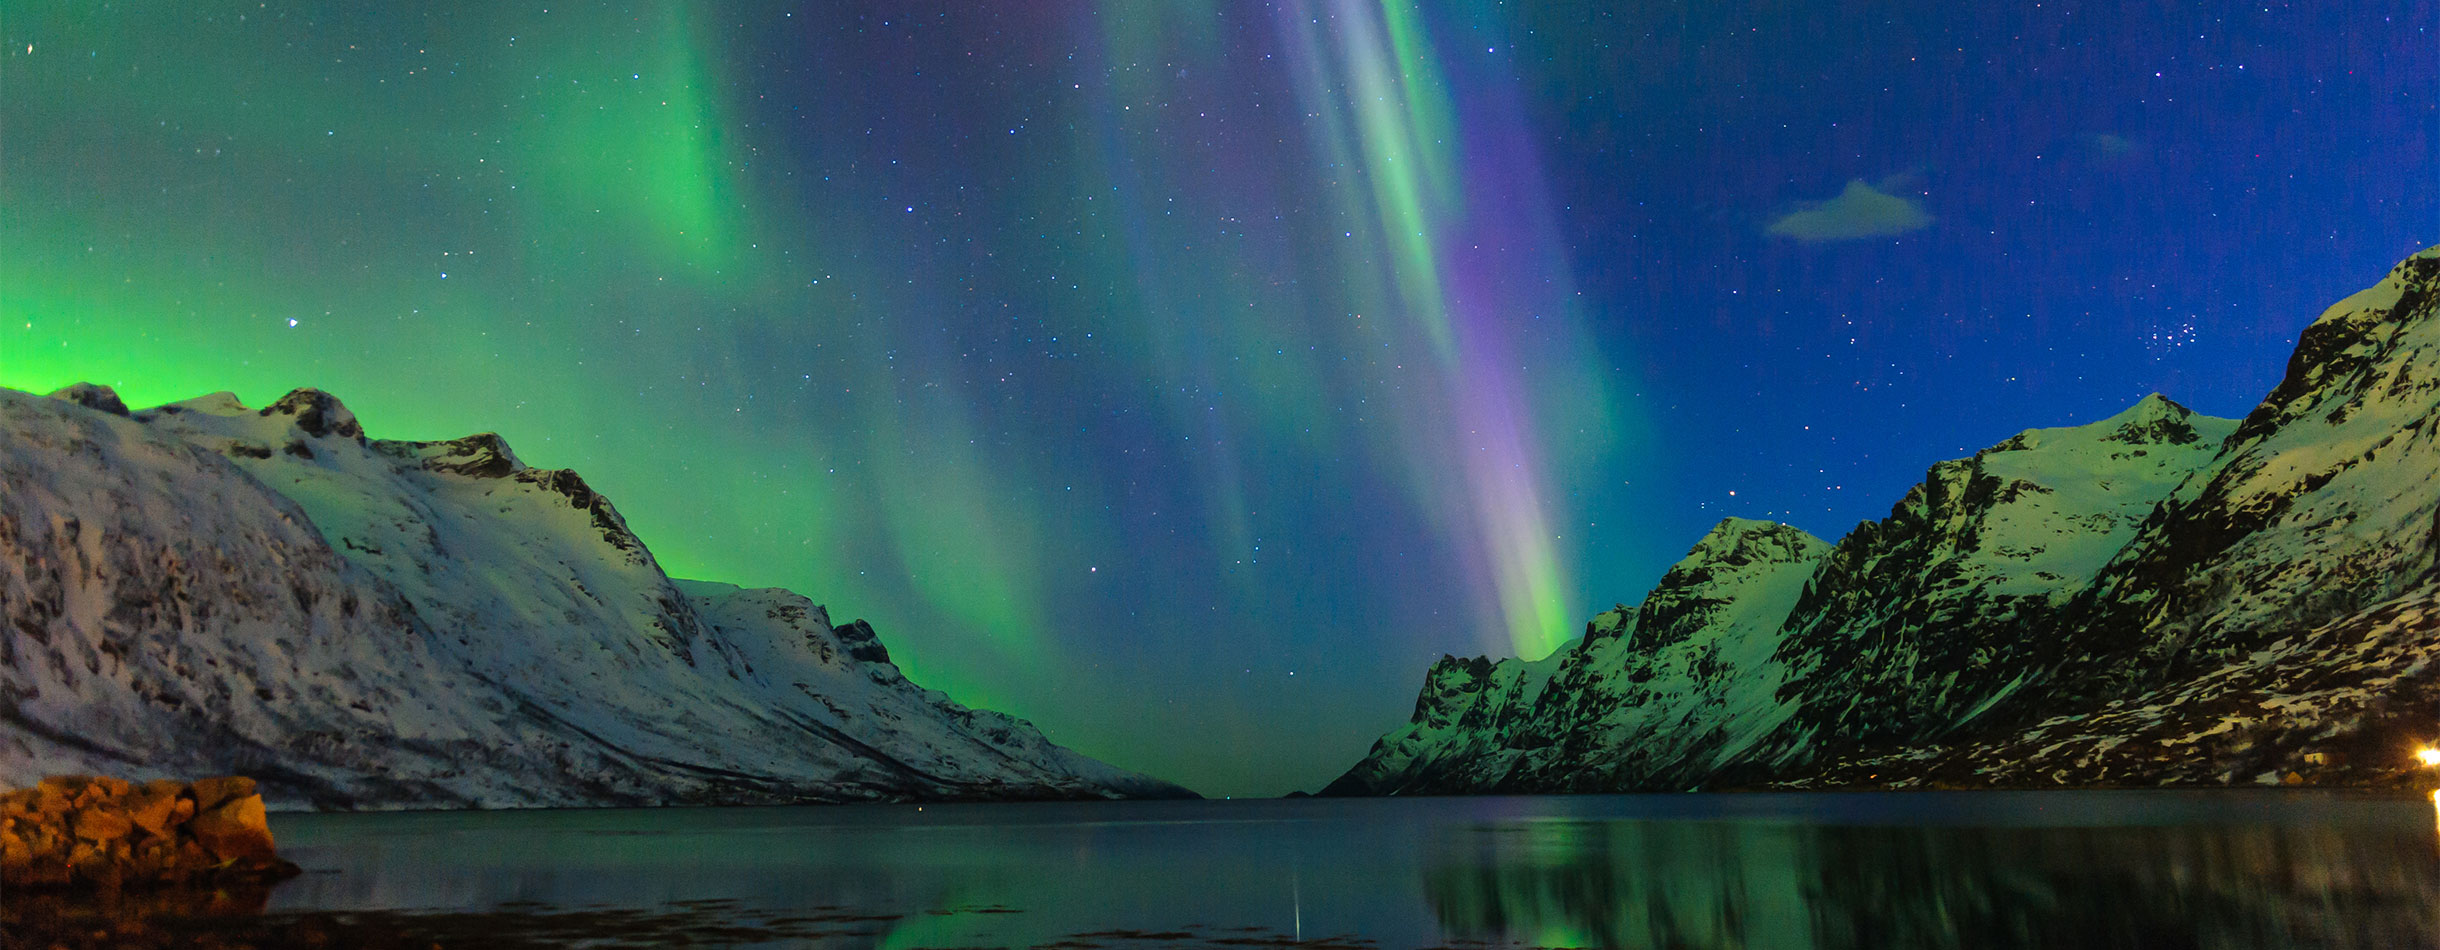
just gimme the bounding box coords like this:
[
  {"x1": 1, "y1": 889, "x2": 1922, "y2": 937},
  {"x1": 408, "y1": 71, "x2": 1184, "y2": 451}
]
[
  {"x1": 1424, "y1": 816, "x2": 2440, "y2": 949},
  {"x1": 187, "y1": 793, "x2": 2440, "y2": 949}
]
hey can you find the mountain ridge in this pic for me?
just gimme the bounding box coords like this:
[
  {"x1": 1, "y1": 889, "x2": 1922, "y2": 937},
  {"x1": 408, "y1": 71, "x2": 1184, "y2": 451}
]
[
  {"x1": 1327, "y1": 245, "x2": 2440, "y2": 795},
  {"x1": 1, "y1": 385, "x2": 1193, "y2": 808}
]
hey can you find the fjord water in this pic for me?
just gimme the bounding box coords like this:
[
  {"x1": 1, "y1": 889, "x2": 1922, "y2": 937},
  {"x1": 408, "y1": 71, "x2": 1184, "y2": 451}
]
[{"x1": 265, "y1": 792, "x2": 2438, "y2": 949}]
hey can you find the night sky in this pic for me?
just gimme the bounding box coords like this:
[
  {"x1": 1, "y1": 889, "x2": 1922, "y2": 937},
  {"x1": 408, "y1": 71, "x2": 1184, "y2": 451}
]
[{"x1": 3, "y1": 2, "x2": 2430, "y2": 797}]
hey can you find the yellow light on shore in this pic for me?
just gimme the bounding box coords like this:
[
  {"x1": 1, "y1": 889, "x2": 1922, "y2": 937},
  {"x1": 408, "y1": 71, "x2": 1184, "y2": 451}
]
[{"x1": 2418, "y1": 747, "x2": 2440, "y2": 767}]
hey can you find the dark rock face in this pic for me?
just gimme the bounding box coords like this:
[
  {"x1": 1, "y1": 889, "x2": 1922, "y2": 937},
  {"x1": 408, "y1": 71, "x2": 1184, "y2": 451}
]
[
  {"x1": 833, "y1": 619, "x2": 893, "y2": 665},
  {"x1": 400, "y1": 432, "x2": 525, "y2": 479},
  {"x1": 259, "y1": 388, "x2": 363, "y2": 441},
  {"x1": 45, "y1": 383, "x2": 128, "y2": 417},
  {"x1": 512, "y1": 467, "x2": 652, "y2": 558},
  {"x1": 1330, "y1": 246, "x2": 2440, "y2": 795}
]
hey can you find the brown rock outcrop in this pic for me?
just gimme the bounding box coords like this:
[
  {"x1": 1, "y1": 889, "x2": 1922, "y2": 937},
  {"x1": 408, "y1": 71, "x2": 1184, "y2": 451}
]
[{"x1": 0, "y1": 774, "x2": 299, "y2": 890}]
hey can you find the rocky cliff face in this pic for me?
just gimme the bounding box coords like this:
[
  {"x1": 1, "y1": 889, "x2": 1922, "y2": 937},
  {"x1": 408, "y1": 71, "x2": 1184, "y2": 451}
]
[
  {"x1": 1, "y1": 387, "x2": 1191, "y2": 808},
  {"x1": 1330, "y1": 245, "x2": 2440, "y2": 794}
]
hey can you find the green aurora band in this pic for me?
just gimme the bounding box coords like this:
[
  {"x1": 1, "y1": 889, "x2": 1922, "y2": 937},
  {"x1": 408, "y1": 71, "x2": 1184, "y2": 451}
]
[{"x1": 1, "y1": 1, "x2": 1642, "y2": 793}]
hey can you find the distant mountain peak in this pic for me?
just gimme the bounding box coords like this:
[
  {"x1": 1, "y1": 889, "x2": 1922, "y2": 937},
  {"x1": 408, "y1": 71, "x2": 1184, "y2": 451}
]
[
  {"x1": 1685, "y1": 518, "x2": 1830, "y2": 565},
  {"x1": 148, "y1": 390, "x2": 250, "y2": 416},
  {"x1": 260, "y1": 387, "x2": 364, "y2": 441},
  {"x1": 46, "y1": 382, "x2": 129, "y2": 416},
  {"x1": 1987, "y1": 393, "x2": 2228, "y2": 456},
  {"x1": 2112, "y1": 391, "x2": 2190, "y2": 425},
  {"x1": 2098, "y1": 393, "x2": 2210, "y2": 446}
]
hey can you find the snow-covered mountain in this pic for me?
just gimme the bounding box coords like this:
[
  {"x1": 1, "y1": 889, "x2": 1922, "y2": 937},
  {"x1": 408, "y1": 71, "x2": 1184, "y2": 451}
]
[
  {"x1": 1, "y1": 386, "x2": 1192, "y2": 808},
  {"x1": 1755, "y1": 394, "x2": 2236, "y2": 763},
  {"x1": 1323, "y1": 519, "x2": 1832, "y2": 795},
  {"x1": 1329, "y1": 245, "x2": 2440, "y2": 794}
]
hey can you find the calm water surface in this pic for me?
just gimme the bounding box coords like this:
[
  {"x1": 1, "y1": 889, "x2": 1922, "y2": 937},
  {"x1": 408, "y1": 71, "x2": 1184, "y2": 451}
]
[{"x1": 266, "y1": 791, "x2": 2440, "y2": 949}]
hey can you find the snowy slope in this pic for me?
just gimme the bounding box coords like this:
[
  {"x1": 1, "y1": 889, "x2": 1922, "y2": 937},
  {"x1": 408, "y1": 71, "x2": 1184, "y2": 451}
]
[
  {"x1": 1519, "y1": 519, "x2": 1831, "y2": 789},
  {"x1": 1759, "y1": 394, "x2": 2237, "y2": 754},
  {"x1": 1, "y1": 387, "x2": 1190, "y2": 807},
  {"x1": 1326, "y1": 518, "x2": 1830, "y2": 793},
  {"x1": 2067, "y1": 247, "x2": 2440, "y2": 696},
  {"x1": 1329, "y1": 244, "x2": 2440, "y2": 794}
]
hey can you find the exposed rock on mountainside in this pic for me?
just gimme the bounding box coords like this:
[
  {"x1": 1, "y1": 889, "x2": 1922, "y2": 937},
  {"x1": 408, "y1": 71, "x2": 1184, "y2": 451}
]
[
  {"x1": 1, "y1": 387, "x2": 1191, "y2": 808},
  {"x1": 1330, "y1": 245, "x2": 2440, "y2": 794}
]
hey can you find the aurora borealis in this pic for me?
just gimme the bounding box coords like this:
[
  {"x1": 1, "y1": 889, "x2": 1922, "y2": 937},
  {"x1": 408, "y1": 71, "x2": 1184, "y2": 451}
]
[{"x1": 2, "y1": 2, "x2": 2429, "y2": 796}]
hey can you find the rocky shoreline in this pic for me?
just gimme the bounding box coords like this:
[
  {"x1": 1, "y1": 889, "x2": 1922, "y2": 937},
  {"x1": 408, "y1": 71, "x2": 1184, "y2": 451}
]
[{"x1": 1, "y1": 775, "x2": 298, "y2": 891}]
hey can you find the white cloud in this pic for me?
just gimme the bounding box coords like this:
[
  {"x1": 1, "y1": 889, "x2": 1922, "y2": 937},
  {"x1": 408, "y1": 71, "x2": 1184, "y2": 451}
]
[
  {"x1": 1766, "y1": 179, "x2": 1931, "y2": 242},
  {"x1": 2082, "y1": 132, "x2": 2146, "y2": 163}
]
